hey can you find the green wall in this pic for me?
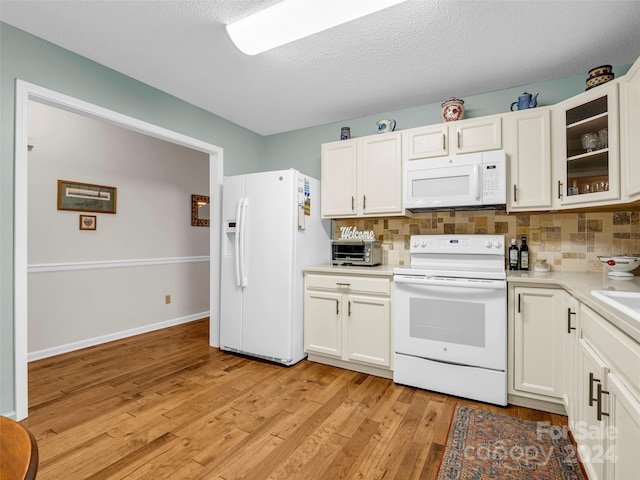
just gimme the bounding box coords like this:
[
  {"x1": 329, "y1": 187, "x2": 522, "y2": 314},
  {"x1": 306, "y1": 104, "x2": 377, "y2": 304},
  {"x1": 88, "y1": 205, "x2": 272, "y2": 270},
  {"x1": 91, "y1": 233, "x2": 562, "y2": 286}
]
[
  {"x1": 0, "y1": 21, "x2": 632, "y2": 416},
  {"x1": 263, "y1": 68, "x2": 631, "y2": 179}
]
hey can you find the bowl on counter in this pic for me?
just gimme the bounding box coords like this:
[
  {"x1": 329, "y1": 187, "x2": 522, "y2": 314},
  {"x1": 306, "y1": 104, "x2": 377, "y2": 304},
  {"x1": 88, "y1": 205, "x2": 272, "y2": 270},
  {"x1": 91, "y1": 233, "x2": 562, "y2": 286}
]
[{"x1": 598, "y1": 256, "x2": 640, "y2": 277}]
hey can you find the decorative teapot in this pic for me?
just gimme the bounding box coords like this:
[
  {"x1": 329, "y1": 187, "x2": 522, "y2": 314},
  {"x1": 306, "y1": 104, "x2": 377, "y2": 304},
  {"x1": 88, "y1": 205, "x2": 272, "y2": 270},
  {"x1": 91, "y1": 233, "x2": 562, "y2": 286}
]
[
  {"x1": 510, "y1": 92, "x2": 539, "y2": 111},
  {"x1": 376, "y1": 119, "x2": 396, "y2": 134}
]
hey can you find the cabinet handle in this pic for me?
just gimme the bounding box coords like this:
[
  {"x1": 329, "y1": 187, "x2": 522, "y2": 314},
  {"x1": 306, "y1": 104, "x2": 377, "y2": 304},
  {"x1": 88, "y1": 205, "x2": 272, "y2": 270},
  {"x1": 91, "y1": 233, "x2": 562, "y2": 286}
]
[
  {"x1": 589, "y1": 372, "x2": 601, "y2": 407},
  {"x1": 517, "y1": 293, "x2": 521, "y2": 313},
  {"x1": 596, "y1": 383, "x2": 610, "y2": 421},
  {"x1": 443, "y1": 133, "x2": 446, "y2": 151},
  {"x1": 348, "y1": 300, "x2": 352, "y2": 317},
  {"x1": 513, "y1": 185, "x2": 518, "y2": 203},
  {"x1": 567, "y1": 308, "x2": 576, "y2": 333},
  {"x1": 351, "y1": 196, "x2": 355, "y2": 211},
  {"x1": 363, "y1": 195, "x2": 366, "y2": 210},
  {"x1": 558, "y1": 180, "x2": 563, "y2": 199},
  {"x1": 457, "y1": 131, "x2": 461, "y2": 149},
  {"x1": 336, "y1": 282, "x2": 351, "y2": 287},
  {"x1": 335, "y1": 299, "x2": 339, "y2": 315}
]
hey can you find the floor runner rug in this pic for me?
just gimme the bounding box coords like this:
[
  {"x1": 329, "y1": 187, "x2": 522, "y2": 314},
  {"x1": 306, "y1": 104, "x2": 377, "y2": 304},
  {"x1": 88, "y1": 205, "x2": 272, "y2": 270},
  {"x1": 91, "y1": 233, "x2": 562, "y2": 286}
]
[{"x1": 437, "y1": 405, "x2": 585, "y2": 480}]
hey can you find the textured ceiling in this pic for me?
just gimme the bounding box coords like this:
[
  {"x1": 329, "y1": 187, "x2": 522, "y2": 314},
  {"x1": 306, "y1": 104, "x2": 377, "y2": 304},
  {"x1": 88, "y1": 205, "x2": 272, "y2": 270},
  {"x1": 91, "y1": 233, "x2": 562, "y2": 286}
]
[{"x1": 2, "y1": 0, "x2": 640, "y2": 136}]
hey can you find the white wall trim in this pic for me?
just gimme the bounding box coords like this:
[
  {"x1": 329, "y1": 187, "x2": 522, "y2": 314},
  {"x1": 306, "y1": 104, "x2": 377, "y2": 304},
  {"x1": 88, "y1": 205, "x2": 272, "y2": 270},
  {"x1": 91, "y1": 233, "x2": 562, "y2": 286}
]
[
  {"x1": 27, "y1": 256, "x2": 210, "y2": 273},
  {"x1": 28, "y1": 313, "x2": 210, "y2": 362},
  {"x1": 14, "y1": 79, "x2": 223, "y2": 421}
]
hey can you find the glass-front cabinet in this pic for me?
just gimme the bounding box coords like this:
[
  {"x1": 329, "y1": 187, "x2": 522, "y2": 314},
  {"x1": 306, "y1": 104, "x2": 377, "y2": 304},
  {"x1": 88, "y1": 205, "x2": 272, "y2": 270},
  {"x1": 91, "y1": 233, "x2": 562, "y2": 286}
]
[{"x1": 555, "y1": 82, "x2": 620, "y2": 206}]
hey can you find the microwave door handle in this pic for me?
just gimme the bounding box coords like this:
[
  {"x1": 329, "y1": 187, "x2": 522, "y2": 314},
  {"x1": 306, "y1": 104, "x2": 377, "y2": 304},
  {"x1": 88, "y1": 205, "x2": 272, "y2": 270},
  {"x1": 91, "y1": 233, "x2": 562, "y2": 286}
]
[{"x1": 473, "y1": 164, "x2": 480, "y2": 200}]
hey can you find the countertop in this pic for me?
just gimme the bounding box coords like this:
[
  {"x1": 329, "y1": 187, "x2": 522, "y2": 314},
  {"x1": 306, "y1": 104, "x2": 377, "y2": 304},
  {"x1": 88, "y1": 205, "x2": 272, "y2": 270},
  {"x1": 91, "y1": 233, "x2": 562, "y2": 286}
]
[
  {"x1": 507, "y1": 271, "x2": 640, "y2": 343},
  {"x1": 304, "y1": 264, "x2": 396, "y2": 277},
  {"x1": 303, "y1": 265, "x2": 640, "y2": 343}
]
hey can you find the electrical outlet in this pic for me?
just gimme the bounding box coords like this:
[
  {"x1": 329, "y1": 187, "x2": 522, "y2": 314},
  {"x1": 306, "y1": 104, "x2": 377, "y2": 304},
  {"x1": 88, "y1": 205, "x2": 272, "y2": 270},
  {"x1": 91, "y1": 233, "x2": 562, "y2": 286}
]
[{"x1": 165, "y1": 295, "x2": 171, "y2": 304}]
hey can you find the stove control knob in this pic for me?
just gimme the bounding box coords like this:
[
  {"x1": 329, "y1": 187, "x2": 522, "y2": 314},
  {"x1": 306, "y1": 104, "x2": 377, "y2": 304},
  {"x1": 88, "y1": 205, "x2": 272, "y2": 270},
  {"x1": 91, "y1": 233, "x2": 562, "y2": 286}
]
[
  {"x1": 421, "y1": 240, "x2": 427, "y2": 247},
  {"x1": 412, "y1": 240, "x2": 419, "y2": 248},
  {"x1": 484, "y1": 240, "x2": 492, "y2": 248},
  {"x1": 493, "y1": 240, "x2": 503, "y2": 248}
]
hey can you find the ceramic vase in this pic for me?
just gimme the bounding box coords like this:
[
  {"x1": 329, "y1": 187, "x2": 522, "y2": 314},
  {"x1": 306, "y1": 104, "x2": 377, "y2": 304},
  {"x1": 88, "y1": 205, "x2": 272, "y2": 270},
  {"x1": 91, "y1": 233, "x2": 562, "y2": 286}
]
[{"x1": 441, "y1": 97, "x2": 465, "y2": 122}]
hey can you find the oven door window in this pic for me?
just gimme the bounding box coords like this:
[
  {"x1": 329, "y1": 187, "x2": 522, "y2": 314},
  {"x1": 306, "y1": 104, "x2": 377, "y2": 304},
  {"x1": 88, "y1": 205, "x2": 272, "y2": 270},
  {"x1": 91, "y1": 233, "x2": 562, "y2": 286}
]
[{"x1": 410, "y1": 298, "x2": 485, "y2": 347}]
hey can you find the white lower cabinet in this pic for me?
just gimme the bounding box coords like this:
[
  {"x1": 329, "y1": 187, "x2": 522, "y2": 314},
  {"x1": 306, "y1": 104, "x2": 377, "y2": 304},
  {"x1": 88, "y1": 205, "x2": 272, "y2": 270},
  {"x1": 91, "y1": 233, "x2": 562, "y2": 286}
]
[
  {"x1": 576, "y1": 338, "x2": 609, "y2": 480},
  {"x1": 576, "y1": 303, "x2": 640, "y2": 480},
  {"x1": 304, "y1": 272, "x2": 392, "y2": 377},
  {"x1": 510, "y1": 286, "x2": 565, "y2": 402},
  {"x1": 606, "y1": 373, "x2": 640, "y2": 480},
  {"x1": 509, "y1": 282, "x2": 640, "y2": 479},
  {"x1": 345, "y1": 294, "x2": 390, "y2": 366},
  {"x1": 562, "y1": 293, "x2": 580, "y2": 429},
  {"x1": 304, "y1": 290, "x2": 343, "y2": 358}
]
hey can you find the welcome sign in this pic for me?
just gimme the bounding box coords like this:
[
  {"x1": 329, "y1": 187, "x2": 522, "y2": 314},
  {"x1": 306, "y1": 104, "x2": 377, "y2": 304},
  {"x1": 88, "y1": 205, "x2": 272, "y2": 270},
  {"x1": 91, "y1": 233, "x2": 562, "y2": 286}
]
[{"x1": 339, "y1": 226, "x2": 375, "y2": 240}]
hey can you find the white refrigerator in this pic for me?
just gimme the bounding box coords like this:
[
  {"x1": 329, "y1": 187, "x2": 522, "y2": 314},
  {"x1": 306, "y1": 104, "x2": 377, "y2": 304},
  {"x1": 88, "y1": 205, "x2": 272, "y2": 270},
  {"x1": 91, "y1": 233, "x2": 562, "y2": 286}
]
[{"x1": 220, "y1": 169, "x2": 331, "y2": 365}]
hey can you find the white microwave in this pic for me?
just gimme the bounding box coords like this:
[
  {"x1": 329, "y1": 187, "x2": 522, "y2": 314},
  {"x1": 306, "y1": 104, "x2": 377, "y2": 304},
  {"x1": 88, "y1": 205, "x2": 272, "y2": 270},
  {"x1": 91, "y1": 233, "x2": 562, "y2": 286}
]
[{"x1": 404, "y1": 150, "x2": 506, "y2": 210}]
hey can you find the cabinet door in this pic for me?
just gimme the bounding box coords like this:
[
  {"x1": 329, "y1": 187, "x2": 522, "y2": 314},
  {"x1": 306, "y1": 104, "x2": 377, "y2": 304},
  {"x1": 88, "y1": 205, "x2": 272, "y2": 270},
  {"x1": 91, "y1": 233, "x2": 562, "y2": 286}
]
[
  {"x1": 561, "y1": 293, "x2": 579, "y2": 429},
  {"x1": 304, "y1": 290, "x2": 342, "y2": 358},
  {"x1": 576, "y1": 339, "x2": 609, "y2": 480},
  {"x1": 359, "y1": 132, "x2": 403, "y2": 216},
  {"x1": 345, "y1": 294, "x2": 391, "y2": 367},
  {"x1": 403, "y1": 124, "x2": 448, "y2": 160},
  {"x1": 321, "y1": 140, "x2": 357, "y2": 217},
  {"x1": 620, "y1": 56, "x2": 640, "y2": 200},
  {"x1": 505, "y1": 109, "x2": 553, "y2": 211},
  {"x1": 606, "y1": 373, "x2": 640, "y2": 480},
  {"x1": 513, "y1": 287, "x2": 565, "y2": 399},
  {"x1": 554, "y1": 82, "x2": 620, "y2": 207},
  {"x1": 454, "y1": 116, "x2": 502, "y2": 154}
]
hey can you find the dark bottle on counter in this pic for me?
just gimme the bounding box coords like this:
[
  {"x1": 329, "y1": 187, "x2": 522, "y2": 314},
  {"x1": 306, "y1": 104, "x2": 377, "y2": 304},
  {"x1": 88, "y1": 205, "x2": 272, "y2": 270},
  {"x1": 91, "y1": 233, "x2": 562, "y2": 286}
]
[
  {"x1": 509, "y1": 238, "x2": 519, "y2": 270},
  {"x1": 519, "y1": 236, "x2": 529, "y2": 270}
]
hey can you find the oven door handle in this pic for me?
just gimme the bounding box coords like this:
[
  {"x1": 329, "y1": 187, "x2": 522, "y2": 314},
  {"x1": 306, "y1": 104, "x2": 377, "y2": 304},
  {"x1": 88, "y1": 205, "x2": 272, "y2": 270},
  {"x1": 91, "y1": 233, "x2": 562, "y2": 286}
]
[{"x1": 394, "y1": 276, "x2": 506, "y2": 290}]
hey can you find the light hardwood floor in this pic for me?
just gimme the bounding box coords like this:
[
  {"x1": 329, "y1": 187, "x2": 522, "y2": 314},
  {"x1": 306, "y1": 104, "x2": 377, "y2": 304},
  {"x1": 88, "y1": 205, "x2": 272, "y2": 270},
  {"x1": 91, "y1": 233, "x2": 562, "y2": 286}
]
[{"x1": 22, "y1": 318, "x2": 567, "y2": 479}]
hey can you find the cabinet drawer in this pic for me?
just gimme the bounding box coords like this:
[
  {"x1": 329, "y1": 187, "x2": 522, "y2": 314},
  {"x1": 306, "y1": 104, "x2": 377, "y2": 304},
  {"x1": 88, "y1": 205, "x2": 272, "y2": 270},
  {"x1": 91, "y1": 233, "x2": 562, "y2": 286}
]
[
  {"x1": 305, "y1": 274, "x2": 390, "y2": 295},
  {"x1": 581, "y1": 304, "x2": 640, "y2": 395}
]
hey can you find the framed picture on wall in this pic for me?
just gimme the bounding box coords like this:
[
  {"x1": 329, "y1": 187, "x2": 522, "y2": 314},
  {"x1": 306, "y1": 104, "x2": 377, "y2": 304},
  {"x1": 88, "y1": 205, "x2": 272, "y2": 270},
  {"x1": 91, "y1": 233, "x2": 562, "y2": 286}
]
[
  {"x1": 79, "y1": 215, "x2": 97, "y2": 230},
  {"x1": 57, "y1": 180, "x2": 117, "y2": 214}
]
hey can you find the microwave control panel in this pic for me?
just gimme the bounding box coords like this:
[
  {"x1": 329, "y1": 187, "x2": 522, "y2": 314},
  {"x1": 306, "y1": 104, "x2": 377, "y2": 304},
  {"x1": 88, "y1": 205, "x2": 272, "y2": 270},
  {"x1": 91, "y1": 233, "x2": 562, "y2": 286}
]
[{"x1": 482, "y1": 153, "x2": 506, "y2": 204}]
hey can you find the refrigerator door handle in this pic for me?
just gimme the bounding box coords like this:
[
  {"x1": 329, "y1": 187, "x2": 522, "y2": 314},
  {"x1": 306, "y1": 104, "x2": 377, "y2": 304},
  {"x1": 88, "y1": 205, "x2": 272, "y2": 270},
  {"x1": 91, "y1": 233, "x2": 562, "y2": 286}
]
[
  {"x1": 238, "y1": 198, "x2": 248, "y2": 287},
  {"x1": 234, "y1": 199, "x2": 243, "y2": 287}
]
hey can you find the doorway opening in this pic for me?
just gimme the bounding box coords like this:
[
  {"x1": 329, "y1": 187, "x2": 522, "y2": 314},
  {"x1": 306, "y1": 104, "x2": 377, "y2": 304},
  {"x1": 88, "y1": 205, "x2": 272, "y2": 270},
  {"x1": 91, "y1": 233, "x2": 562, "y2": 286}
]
[{"x1": 14, "y1": 80, "x2": 223, "y2": 420}]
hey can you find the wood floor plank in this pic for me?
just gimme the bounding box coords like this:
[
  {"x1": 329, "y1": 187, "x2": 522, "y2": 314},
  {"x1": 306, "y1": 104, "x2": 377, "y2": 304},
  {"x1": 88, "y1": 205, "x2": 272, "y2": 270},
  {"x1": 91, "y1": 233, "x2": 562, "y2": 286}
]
[{"x1": 22, "y1": 318, "x2": 569, "y2": 480}]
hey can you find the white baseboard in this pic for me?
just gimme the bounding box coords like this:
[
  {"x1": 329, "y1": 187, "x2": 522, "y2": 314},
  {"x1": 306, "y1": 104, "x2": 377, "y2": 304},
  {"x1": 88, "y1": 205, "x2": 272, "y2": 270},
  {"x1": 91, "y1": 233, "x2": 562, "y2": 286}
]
[{"x1": 28, "y1": 311, "x2": 209, "y2": 362}]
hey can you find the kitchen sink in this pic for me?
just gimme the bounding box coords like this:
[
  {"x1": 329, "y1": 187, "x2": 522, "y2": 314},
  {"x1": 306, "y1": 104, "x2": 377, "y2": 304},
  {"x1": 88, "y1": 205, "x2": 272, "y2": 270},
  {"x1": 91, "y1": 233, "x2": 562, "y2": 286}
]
[{"x1": 591, "y1": 290, "x2": 640, "y2": 323}]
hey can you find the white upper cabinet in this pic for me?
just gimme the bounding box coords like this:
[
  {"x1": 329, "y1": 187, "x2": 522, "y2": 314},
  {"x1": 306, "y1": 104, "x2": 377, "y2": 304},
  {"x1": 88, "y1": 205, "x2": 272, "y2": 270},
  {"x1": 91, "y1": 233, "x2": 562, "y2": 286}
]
[
  {"x1": 504, "y1": 108, "x2": 553, "y2": 211},
  {"x1": 321, "y1": 132, "x2": 404, "y2": 218},
  {"x1": 403, "y1": 116, "x2": 502, "y2": 161},
  {"x1": 456, "y1": 116, "x2": 503, "y2": 154},
  {"x1": 553, "y1": 82, "x2": 620, "y2": 207},
  {"x1": 320, "y1": 139, "x2": 358, "y2": 217},
  {"x1": 620, "y1": 55, "x2": 640, "y2": 201},
  {"x1": 359, "y1": 133, "x2": 403, "y2": 216},
  {"x1": 403, "y1": 124, "x2": 449, "y2": 159}
]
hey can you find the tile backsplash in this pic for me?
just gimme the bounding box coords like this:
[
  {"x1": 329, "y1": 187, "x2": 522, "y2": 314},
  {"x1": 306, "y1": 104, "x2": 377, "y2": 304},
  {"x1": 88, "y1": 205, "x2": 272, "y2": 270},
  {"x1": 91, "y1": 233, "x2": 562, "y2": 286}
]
[{"x1": 333, "y1": 209, "x2": 640, "y2": 273}]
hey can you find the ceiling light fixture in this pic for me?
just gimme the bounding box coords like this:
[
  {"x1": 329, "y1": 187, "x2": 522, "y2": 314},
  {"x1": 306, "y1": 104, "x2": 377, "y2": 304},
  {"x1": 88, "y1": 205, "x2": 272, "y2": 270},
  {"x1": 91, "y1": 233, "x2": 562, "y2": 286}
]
[{"x1": 226, "y1": 0, "x2": 408, "y2": 56}]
